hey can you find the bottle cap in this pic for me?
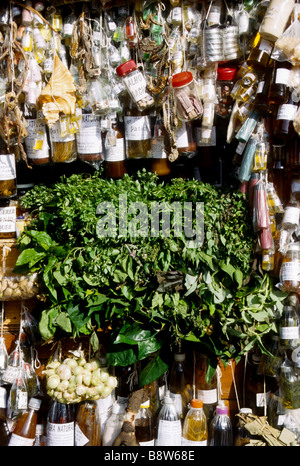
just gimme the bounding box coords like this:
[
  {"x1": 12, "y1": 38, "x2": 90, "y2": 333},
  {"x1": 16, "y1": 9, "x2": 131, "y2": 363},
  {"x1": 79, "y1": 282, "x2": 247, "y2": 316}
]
[
  {"x1": 216, "y1": 403, "x2": 228, "y2": 415},
  {"x1": 35, "y1": 424, "x2": 44, "y2": 435},
  {"x1": 239, "y1": 407, "x2": 252, "y2": 414},
  {"x1": 191, "y1": 399, "x2": 203, "y2": 408},
  {"x1": 174, "y1": 353, "x2": 185, "y2": 362},
  {"x1": 112, "y1": 402, "x2": 126, "y2": 414},
  {"x1": 28, "y1": 397, "x2": 42, "y2": 410},
  {"x1": 171, "y1": 71, "x2": 193, "y2": 88},
  {"x1": 116, "y1": 59, "x2": 137, "y2": 77},
  {"x1": 217, "y1": 66, "x2": 237, "y2": 81}
]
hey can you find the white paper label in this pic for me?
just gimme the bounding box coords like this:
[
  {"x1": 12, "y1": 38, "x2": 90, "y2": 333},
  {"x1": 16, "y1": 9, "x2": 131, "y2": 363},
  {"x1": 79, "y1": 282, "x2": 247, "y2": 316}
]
[
  {"x1": 49, "y1": 121, "x2": 75, "y2": 143},
  {"x1": 0, "y1": 154, "x2": 16, "y2": 180},
  {"x1": 0, "y1": 206, "x2": 16, "y2": 234},
  {"x1": 258, "y1": 38, "x2": 273, "y2": 54},
  {"x1": 0, "y1": 387, "x2": 6, "y2": 408},
  {"x1": 197, "y1": 388, "x2": 218, "y2": 404},
  {"x1": 47, "y1": 422, "x2": 74, "y2": 446},
  {"x1": 175, "y1": 124, "x2": 189, "y2": 148},
  {"x1": 280, "y1": 325, "x2": 300, "y2": 339},
  {"x1": 104, "y1": 138, "x2": 125, "y2": 162},
  {"x1": 256, "y1": 390, "x2": 271, "y2": 407},
  {"x1": 275, "y1": 68, "x2": 291, "y2": 85},
  {"x1": 156, "y1": 420, "x2": 182, "y2": 446},
  {"x1": 281, "y1": 262, "x2": 300, "y2": 281},
  {"x1": 181, "y1": 436, "x2": 207, "y2": 446},
  {"x1": 8, "y1": 433, "x2": 35, "y2": 446},
  {"x1": 124, "y1": 116, "x2": 151, "y2": 141},
  {"x1": 277, "y1": 103, "x2": 298, "y2": 121},
  {"x1": 283, "y1": 206, "x2": 300, "y2": 225},
  {"x1": 75, "y1": 423, "x2": 89, "y2": 446},
  {"x1": 139, "y1": 439, "x2": 155, "y2": 446},
  {"x1": 123, "y1": 70, "x2": 148, "y2": 103},
  {"x1": 76, "y1": 114, "x2": 102, "y2": 154}
]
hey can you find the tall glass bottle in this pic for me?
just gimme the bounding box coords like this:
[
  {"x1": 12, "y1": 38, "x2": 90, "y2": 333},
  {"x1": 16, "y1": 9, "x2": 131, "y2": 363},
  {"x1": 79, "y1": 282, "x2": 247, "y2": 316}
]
[
  {"x1": 75, "y1": 400, "x2": 101, "y2": 446},
  {"x1": 208, "y1": 402, "x2": 233, "y2": 446},
  {"x1": 274, "y1": 91, "x2": 299, "y2": 139},
  {"x1": 123, "y1": 93, "x2": 151, "y2": 159},
  {"x1": 102, "y1": 402, "x2": 126, "y2": 446},
  {"x1": 155, "y1": 393, "x2": 182, "y2": 446},
  {"x1": 169, "y1": 352, "x2": 192, "y2": 421},
  {"x1": 181, "y1": 399, "x2": 208, "y2": 446},
  {"x1": 195, "y1": 354, "x2": 218, "y2": 426},
  {"x1": 268, "y1": 61, "x2": 291, "y2": 106},
  {"x1": 103, "y1": 113, "x2": 127, "y2": 179},
  {"x1": 46, "y1": 400, "x2": 75, "y2": 446},
  {"x1": 150, "y1": 113, "x2": 171, "y2": 177},
  {"x1": 278, "y1": 304, "x2": 300, "y2": 364},
  {"x1": 135, "y1": 399, "x2": 155, "y2": 446},
  {"x1": 8, "y1": 397, "x2": 41, "y2": 446},
  {"x1": 7, "y1": 365, "x2": 29, "y2": 421}
]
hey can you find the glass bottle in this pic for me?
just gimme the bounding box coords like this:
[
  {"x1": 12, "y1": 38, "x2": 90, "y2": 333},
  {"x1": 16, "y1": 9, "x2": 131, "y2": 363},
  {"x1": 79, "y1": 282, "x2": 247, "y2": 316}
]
[
  {"x1": 123, "y1": 93, "x2": 152, "y2": 159},
  {"x1": 7, "y1": 365, "x2": 29, "y2": 421},
  {"x1": 279, "y1": 360, "x2": 300, "y2": 409},
  {"x1": 135, "y1": 399, "x2": 155, "y2": 446},
  {"x1": 103, "y1": 113, "x2": 127, "y2": 179},
  {"x1": 279, "y1": 243, "x2": 300, "y2": 293},
  {"x1": 0, "y1": 139, "x2": 17, "y2": 200},
  {"x1": 181, "y1": 399, "x2": 208, "y2": 446},
  {"x1": 49, "y1": 117, "x2": 77, "y2": 164},
  {"x1": 8, "y1": 397, "x2": 41, "y2": 446},
  {"x1": 274, "y1": 91, "x2": 299, "y2": 139},
  {"x1": 150, "y1": 113, "x2": 171, "y2": 177},
  {"x1": 172, "y1": 71, "x2": 202, "y2": 121},
  {"x1": 195, "y1": 354, "x2": 218, "y2": 426},
  {"x1": 76, "y1": 110, "x2": 103, "y2": 168},
  {"x1": 268, "y1": 61, "x2": 292, "y2": 106},
  {"x1": 75, "y1": 400, "x2": 101, "y2": 446},
  {"x1": 169, "y1": 352, "x2": 192, "y2": 421},
  {"x1": 0, "y1": 337, "x2": 8, "y2": 384},
  {"x1": 34, "y1": 423, "x2": 46, "y2": 446},
  {"x1": 24, "y1": 109, "x2": 50, "y2": 165},
  {"x1": 102, "y1": 402, "x2": 126, "y2": 446},
  {"x1": 247, "y1": 32, "x2": 273, "y2": 70},
  {"x1": 259, "y1": 0, "x2": 295, "y2": 42},
  {"x1": 208, "y1": 402, "x2": 233, "y2": 446},
  {"x1": 244, "y1": 352, "x2": 275, "y2": 416},
  {"x1": 155, "y1": 393, "x2": 182, "y2": 446},
  {"x1": 234, "y1": 407, "x2": 254, "y2": 446},
  {"x1": 278, "y1": 304, "x2": 300, "y2": 361},
  {"x1": 46, "y1": 400, "x2": 75, "y2": 446}
]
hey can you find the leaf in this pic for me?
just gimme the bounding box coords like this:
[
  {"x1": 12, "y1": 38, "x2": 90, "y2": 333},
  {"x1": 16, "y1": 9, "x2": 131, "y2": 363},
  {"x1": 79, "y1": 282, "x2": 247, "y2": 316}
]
[
  {"x1": 27, "y1": 230, "x2": 54, "y2": 250},
  {"x1": 138, "y1": 353, "x2": 168, "y2": 387},
  {"x1": 106, "y1": 343, "x2": 137, "y2": 367},
  {"x1": 138, "y1": 335, "x2": 162, "y2": 360},
  {"x1": 13, "y1": 248, "x2": 46, "y2": 273},
  {"x1": 56, "y1": 312, "x2": 72, "y2": 333},
  {"x1": 38, "y1": 307, "x2": 59, "y2": 340},
  {"x1": 234, "y1": 269, "x2": 244, "y2": 288}
]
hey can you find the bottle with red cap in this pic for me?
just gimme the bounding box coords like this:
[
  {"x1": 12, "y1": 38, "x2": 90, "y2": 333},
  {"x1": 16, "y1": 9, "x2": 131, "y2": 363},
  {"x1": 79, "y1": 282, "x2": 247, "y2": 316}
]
[
  {"x1": 208, "y1": 401, "x2": 233, "y2": 446},
  {"x1": 181, "y1": 399, "x2": 208, "y2": 446},
  {"x1": 115, "y1": 59, "x2": 154, "y2": 111},
  {"x1": 171, "y1": 71, "x2": 202, "y2": 122},
  {"x1": 216, "y1": 66, "x2": 237, "y2": 119}
]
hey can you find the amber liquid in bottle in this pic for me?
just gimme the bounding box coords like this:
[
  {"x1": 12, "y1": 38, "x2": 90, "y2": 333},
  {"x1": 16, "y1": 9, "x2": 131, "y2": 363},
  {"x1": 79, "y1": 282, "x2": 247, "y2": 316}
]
[
  {"x1": 104, "y1": 114, "x2": 127, "y2": 179},
  {"x1": 75, "y1": 400, "x2": 101, "y2": 446},
  {"x1": 268, "y1": 61, "x2": 291, "y2": 106},
  {"x1": 123, "y1": 93, "x2": 151, "y2": 159}
]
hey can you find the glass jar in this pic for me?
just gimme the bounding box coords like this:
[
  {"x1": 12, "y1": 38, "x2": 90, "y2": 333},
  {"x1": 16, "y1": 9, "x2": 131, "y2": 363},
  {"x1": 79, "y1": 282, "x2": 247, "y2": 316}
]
[
  {"x1": 171, "y1": 71, "x2": 202, "y2": 121},
  {"x1": 116, "y1": 60, "x2": 154, "y2": 111},
  {"x1": 280, "y1": 243, "x2": 300, "y2": 293},
  {"x1": 49, "y1": 118, "x2": 77, "y2": 164}
]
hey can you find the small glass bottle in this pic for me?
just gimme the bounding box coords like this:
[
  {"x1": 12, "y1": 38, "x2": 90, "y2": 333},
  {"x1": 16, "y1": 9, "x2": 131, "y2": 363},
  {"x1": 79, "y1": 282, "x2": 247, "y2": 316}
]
[
  {"x1": 181, "y1": 399, "x2": 208, "y2": 446},
  {"x1": 247, "y1": 33, "x2": 273, "y2": 70},
  {"x1": 116, "y1": 60, "x2": 154, "y2": 111},
  {"x1": 155, "y1": 393, "x2": 182, "y2": 446},
  {"x1": 46, "y1": 400, "x2": 75, "y2": 446},
  {"x1": 103, "y1": 113, "x2": 127, "y2": 179},
  {"x1": 0, "y1": 144, "x2": 17, "y2": 200},
  {"x1": 34, "y1": 424, "x2": 46, "y2": 446},
  {"x1": 135, "y1": 399, "x2": 155, "y2": 446},
  {"x1": 274, "y1": 91, "x2": 299, "y2": 139},
  {"x1": 149, "y1": 114, "x2": 171, "y2": 177},
  {"x1": 209, "y1": 402, "x2": 233, "y2": 446},
  {"x1": 8, "y1": 397, "x2": 41, "y2": 446},
  {"x1": 234, "y1": 407, "x2": 254, "y2": 446},
  {"x1": 169, "y1": 352, "x2": 192, "y2": 421},
  {"x1": 76, "y1": 111, "x2": 103, "y2": 168},
  {"x1": 49, "y1": 117, "x2": 77, "y2": 164},
  {"x1": 75, "y1": 400, "x2": 101, "y2": 446},
  {"x1": 7, "y1": 365, "x2": 29, "y2": 421},
  {"x1": 279, "y1": 360, "x2": 300, "y2": 409},
  {"x1": 24, "y1": 110, "x2": 50, "y2": 165},
  {"x1": 279, "y1": 243, "x2": 300, "y2": 293},
  {"x1": 268, "y1": 60, "x2": 292, "y2": 106},
  {"x1": 278, "y1": 304, "x2": 300, "y2": 359},
  {"x1": 102, "y1": 402, "x2": 126, "y2": 446}
]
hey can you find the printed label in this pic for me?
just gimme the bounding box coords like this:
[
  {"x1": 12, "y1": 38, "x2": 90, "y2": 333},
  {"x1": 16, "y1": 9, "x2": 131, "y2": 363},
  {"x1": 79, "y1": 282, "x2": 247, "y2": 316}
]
[
  {"x1": 280, "y1": 325, "x2": 300, "y2": 340},
  {"x1": 47, "y1": 422, "x2": 74, "y2": 446},
  {"x1": 258, "y1": 39, "x2": 273, "y2": 54},
  {"x1": 275, "y1": 68, "x2": 291, "y2": 85},
  {"x1": 104, "y1": 138, "x2": 125, "y2": 162},
  {"x1": 0, "y1": 206, "x2": 16, "y2": 234},
  {"x1": 197, "y1": 388, "x2": 218, "y2": 404},
  {"x1": 8, "y1": 433, "x2": 35, "y2": 446},
  {"x1": 0, "y1": 154, "x2": 16, "y2": 180},
  {"x1": 256, "y1": 390, "x2": 271, "y2": 407},
  {"x1": 24, "y1": 119, "x2": 49, "y2": 160},
  {"x1": 175, "y1": 123, "x2": 189, "y2": 148},
  {"x1": 49, "y1": 121, "x2": 75, "y2": 143},
  {"x1": 277, "y1": 103, "x2": 298, "y2": 121},
  {"x1": 181, "y1": 436, "x2": 207, "y2": 446},
  {"x1": 156, "y1": 420, "x2": 182, "y2": 446},
  {"x1": 123, "y1": 71, "x2": 148, "y2": 103},
  {"x1": 76, "y1": 114, "x2": 102, "y2": 154},
  {"x1": 124, "y1": 116, "x2": 151, "y2": 141},
  {"x1": 75, "y1": 423, "x2": 89, "y2": 446},
  {"x1": 281, "y1": 262, "x2": 300, "y2": 282}
]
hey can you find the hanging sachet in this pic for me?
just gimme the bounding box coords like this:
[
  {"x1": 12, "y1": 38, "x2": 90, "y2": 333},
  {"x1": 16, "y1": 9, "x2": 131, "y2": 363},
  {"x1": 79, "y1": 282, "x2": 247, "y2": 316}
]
[{"x1": 273, "y1": 19, "x2": 300, "y2": 65}]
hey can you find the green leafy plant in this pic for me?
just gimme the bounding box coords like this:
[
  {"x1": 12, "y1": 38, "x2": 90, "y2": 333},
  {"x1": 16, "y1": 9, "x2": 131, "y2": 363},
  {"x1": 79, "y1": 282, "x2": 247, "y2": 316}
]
[{"x1": 14, "y1": 170, "x2": 287, "y2": 383}]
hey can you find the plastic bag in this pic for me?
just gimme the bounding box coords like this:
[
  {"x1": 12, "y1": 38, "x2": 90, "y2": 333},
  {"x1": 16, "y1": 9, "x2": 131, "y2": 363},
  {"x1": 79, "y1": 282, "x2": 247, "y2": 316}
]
[{"x1": 274, "y1": 19, "x2": 300, "y2": 65}]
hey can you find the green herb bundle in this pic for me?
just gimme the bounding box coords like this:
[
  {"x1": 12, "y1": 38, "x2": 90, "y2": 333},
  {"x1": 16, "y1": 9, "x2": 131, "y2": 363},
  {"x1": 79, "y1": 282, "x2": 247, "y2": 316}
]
[{"x1": 14, "y1": 170, "x2": 287, "y2": 384}]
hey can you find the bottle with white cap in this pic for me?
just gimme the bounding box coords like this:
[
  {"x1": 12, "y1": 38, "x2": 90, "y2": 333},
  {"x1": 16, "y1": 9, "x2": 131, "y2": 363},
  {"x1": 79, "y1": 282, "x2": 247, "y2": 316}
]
[
  {"x1": 155, "y1": 392, "x2": 182, "y2": 446},
  {"x1": 135, "y1": 399, "x2": 155, "y2": 446},
  {"x1": 8, "y1": 397, "x2": 42, "y2": 446},
  {"x1": 169, "y1": 352, "x2": 192, "y2": 421}
]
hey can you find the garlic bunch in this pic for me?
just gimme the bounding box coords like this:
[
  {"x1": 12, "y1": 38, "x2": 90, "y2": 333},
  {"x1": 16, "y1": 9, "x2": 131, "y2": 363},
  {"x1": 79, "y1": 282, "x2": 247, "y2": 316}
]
[{"x1": 44, "y1": 356, "x2": 117, "y2": 404}]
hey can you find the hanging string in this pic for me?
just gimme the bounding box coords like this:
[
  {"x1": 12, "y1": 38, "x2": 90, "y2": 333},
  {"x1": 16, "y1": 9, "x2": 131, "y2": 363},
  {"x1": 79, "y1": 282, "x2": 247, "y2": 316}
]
[
  {"x1": 193, "y1": 350, "x2": 196, "y2": 399},
  {"x1": 216, "y1": 364, "x2": 223, "y2": 402},
  {"x1": 229, "y1": 359, "x2": 241, "y2": 411}
]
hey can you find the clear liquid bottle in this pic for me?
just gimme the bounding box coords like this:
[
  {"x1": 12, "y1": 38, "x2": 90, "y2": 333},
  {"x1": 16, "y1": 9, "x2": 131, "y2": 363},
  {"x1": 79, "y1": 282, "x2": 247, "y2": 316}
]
[
  {"x1": 8, "y1": 397, "x2": 41, "y2": 446},
  {"x1": 7, "y1": 364, "x2": 29, "y2": 421},
  {"x1": 102, "y1": 402, "x2": 126, "y2": 446},
  {"x1": 208, "y1": 402, "x2": 233, "y2": 446},
  {"x1": 155, "y1": 393, "x2": 182, "y2": 446},
  {"x1": 135, "y1": 399, "x2": 155, "y2": 446},
  {"x1": 169, "y1": 352, "x2": 192, "y2": 421},
  {"x1": 75, "y1": 400, "x2": 101, "y2": 446},
  {"x1": 182, "y1": 399, "x2": 208, "y2": 446},
  {"x1": 278, "y1": 304, "x2": 300, "y2": 363},
  {"x1": 46, "y1": 400, "x2": 75, "y2": 446}
]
